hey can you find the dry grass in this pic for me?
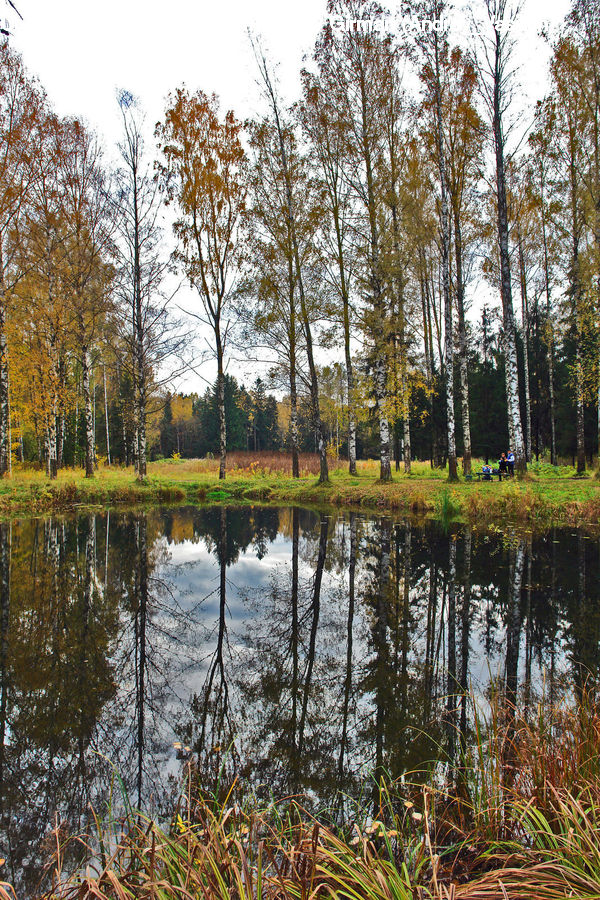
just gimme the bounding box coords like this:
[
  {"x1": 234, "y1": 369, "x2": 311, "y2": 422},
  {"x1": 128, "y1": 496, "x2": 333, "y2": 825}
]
[
  {"x1": 159, "y1": 451, "x2": 324, "y2": 477},
  {"x1": 24, "y1": 688, "x2": 600, "y2": 900}
]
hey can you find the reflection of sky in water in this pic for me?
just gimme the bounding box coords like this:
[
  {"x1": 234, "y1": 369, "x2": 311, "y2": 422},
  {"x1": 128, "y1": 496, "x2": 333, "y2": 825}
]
[
  {"x1": 3, "y1": 507, "x2": 597, "y2": 896},
  {"x1": 164, "y1": 534, "x2": 296, "y2": 619}
]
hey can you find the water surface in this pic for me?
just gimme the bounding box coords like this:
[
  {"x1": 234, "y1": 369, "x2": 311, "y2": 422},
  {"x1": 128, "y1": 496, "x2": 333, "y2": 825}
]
[{"x1": 0, "y1": 506, "x2": 597, "y2": 892}]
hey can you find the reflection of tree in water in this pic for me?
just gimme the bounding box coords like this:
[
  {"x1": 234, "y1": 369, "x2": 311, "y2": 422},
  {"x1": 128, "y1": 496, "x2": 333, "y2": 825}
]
[
  {"x1": 0, "y1": 514, "x2": 119, "y2": 894},
  {"x1": 2, "y1": 509, "x2": 600, "y2": 889},
  {"x1": 180, "y1": 506, "x2": 280, "y2": 798},
  {"x1": 194, "y1": 507, "x2": 234, "y2": 789},
  {"x1": 223, "y1": 509, "x2": 340, "y2": 801},
  {"x1": 101, "y1": 510, "x2": 204, "y2": 816}
]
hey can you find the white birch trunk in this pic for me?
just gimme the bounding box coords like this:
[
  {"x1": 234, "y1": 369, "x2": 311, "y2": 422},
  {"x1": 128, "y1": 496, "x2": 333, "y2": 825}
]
[{"x1": 82, "y1": 348, "x2": 95, "y2": 478}]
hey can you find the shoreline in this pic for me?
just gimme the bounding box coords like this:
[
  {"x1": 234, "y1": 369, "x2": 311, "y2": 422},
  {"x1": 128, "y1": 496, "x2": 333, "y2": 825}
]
[{"x1": 1, "y1": 460, "x2": 600, "y2": 528}]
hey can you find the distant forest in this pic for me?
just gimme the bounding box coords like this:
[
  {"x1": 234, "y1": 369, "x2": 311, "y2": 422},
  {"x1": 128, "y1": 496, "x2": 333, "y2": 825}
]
[{"x1": 1, "y1": 0, "x2": 600, "y2": 481}]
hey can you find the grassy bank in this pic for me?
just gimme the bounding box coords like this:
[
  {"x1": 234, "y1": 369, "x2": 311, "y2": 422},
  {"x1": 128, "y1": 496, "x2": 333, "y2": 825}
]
[
  {"x1": 21, "y1": 688, "x2": 600, "y2": 900},
  {"x1": 1, "y1": 455, "x2": 600, "y2": 526}
]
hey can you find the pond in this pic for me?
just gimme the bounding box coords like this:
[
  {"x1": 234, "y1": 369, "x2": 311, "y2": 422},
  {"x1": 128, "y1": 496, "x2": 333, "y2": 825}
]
[{"x1": 0, "y1": 505, "x2": 598, "y2": 892}]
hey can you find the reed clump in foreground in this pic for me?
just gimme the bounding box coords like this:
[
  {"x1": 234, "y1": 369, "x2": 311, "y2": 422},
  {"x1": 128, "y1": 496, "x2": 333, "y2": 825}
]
[{"x1": 17, "y1": 685, "x2": 600, "y2": 900}]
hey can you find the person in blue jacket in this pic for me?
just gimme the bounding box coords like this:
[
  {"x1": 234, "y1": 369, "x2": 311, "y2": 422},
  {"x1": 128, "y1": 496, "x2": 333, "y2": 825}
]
[{"x1": 507, "y1": 450, "x2": 515, "y2": 476}]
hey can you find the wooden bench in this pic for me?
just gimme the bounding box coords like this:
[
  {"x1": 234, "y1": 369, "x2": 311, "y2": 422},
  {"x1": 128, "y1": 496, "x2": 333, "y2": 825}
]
[{"x1": 465, "y1": 469, "x2": 504, "y2": 482}]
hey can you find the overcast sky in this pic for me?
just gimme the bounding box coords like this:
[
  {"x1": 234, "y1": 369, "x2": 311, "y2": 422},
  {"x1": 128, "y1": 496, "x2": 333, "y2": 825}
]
[{"x1": 4, "y1": 0, "x2": 574, "y2": 393}]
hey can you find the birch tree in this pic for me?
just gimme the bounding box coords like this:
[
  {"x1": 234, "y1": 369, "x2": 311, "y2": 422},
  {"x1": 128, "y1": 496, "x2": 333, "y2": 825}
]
[
  {"x1": 413, "y1": 0, "x2": 458, "y2": 480},
  {"x1": 243, "y1": 119, "x2": 312, "y2": 479},
  {"x1": 59, "y1": 119, "x2": 114, "y2": 478},
  {"x1": 475, "y1": 0, "x2": 526, "y2": 474},
  {"x1": 313, "y1": 0, "x2": 394, "y2": 481},
  {"x1": 301, "y1": 68, "x2": 359, "y2": 475},
  {"x1": 157, "y1": 89, "x2": 246, "y2": 480},
  {"x1": 252, "y1": 44, "x2": 330, "y2": 483},
  {"x1": 442, "y1": 47, "x2": 483, "y2": 476},
  {"x1": 115, "y1": 92, "x2": 175, "y2": 481}
]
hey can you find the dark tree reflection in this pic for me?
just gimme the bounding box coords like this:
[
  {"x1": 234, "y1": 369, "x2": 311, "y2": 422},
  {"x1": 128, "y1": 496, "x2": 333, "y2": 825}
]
[{"x1": 0, "y1": 508, "x2": 599, "y2": 889}]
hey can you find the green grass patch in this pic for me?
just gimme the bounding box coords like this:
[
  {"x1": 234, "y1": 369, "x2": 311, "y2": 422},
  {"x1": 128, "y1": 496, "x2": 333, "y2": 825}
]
[{"x1": 1, "y1": 456, "x2": 600, "y2": 527}]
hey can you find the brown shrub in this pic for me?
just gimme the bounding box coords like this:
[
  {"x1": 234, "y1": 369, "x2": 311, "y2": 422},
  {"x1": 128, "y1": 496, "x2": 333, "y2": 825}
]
[{"x1": 209, "y1": 451, "x2": 323, "y2": 476}]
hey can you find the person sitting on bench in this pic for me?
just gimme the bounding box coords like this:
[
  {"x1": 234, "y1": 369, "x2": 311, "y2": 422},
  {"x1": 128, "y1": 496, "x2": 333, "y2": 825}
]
[{"x1": 482, "y1": 463, "x2": 492, "y2": 481}]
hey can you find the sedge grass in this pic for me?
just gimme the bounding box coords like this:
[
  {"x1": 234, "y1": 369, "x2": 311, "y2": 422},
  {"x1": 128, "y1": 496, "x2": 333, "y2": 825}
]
[{"x1": 26, "y1": 684, "x2": 600, "y2": 900}]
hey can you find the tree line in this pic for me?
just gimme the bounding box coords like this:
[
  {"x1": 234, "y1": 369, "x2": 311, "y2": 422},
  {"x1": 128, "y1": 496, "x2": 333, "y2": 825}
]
[{"x1": 2, "y1": 0, "x2": 600, "y2": 481}]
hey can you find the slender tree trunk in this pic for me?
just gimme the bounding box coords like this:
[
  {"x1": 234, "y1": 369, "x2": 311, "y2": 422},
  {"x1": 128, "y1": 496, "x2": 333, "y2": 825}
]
[
  {"x1": 135, "y1": 514, "x2": 148, "y2": 810},
  {"x1": 18, "y1": 417, "x2": 24, "y2": 463},
  {"x1": 505, "y1": 540, "x2": 524, "y2": 705},
  {"x1": 0, "y1": 521, "x2": 9, "y2": 813},
  {"x1": 0, "y1": 268, "x2": 9, "y2": 477},
  {"x1": 373, "y1": 358, "x2": 391, "y2": 481},
  {"x1": 262, "y1": 68, "x2": 328, "y2": 483},
  {"x1": 5, "y1": 366, "x2": 10, "y2": 478},
  {"x1": 492, "y1": 28, "x2": 526, "y2": 474},
  {"x1": 518, "y1": 235, "x2": 532, "y2": 463},
  {"x1": 290, "y1": 506, "x2": 299, "y2": 786},
  {"x1": 447, "y1": 538, "x2": 457, "y2": 763},
  {"x1": 47, "y1": 394, "x2": 58, "y2": 479},
  {"x1": 540, "y1": 173, "x2": 557, "y2": 465},
  {"x1": 433, "y1": 30, "x2": 458, "y2": 482},
  {"x1": 216, "y1": 329, "x2": 227, "y2": 480},
  {"x1": 459, "y1": 529, "x2": 472, "y2": 754},
  {"x1": 390, "y1": 167, "x2": 411, "y2": 475},
  {"x1": 373, "y1": 517, "x2": 391, "y2": 791},
  {"x1": 567, "y1": 108, "x2": 585, "y2": 476},
  {"x1": 577, "y1": 357, "x2": 586, "y2": 475},
  {"x1": 57, "y1": 412, "x2": 64, "y2": 469},
  {"x1": 57, "y1": 356, "x2": 66, "y2": 469},
  {"x1": 75, "y1": 397, "x2": 80, "y2": 467},
  {"x1": 288, "y1": 264, "x2": 300, "y2": 479},
  {"x1": 103, "y1": 363, "x2": 111, "y2": 467},
  {"x1": 81, "y1": 345, "x2": 95, "y2": 478},
  {"x1": 338, "y1": 512, "x2": 356, "y2": 780},
  {"x1": 298, "y1": 514, "x2": 328, "y2": 754},
  {"x1": 454, "y1": 214, "x2": 472, "y2": 476},
  {"x1": 332, "y1": 202, "x2": 357, "y2": 476},
  {"x1": 356, "y1": 49, "x2": 391, "y2": 481}
]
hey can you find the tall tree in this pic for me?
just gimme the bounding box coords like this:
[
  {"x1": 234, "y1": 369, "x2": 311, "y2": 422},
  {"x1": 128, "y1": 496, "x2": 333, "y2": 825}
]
[
  {"x1": 443, "y1": 47, "x2": 483, "y2": 476},
  {"x1": 59, "y1": 119, "x2": 113, "y2": 478},
  {"x1": 157, "y1": 89, "x2": 246, "y2": 480},
  {"x1": 414, "y1": 0, "x2": 458, "y2": 481},
  {"x1": 0, "y1": 43, "x2": 42, "y2": 475},
  {"x1": 115, "y1": 91, "x2": 176, "y2": 481},
  {"x1": 550, "y1": 38, "x2": 592, "y2": 475},
  {"x1": 253, "y1": 43, "x2": 330, "y2": 483},
  {"x1": 301, "y1": 68, "x2": 359, "y2": 475},
  {"x1": 243, "y1": 117, "x2": 312, "y2": 478},
  {"x1": 529, "y1": 119, "x2": 559, "y2": 465},
  {"x1": 476, "y1": 0, "x2": 526, "y2": 474},
  {"x1": 313, "y1": 0, "x2": 395, "y2": 481}
]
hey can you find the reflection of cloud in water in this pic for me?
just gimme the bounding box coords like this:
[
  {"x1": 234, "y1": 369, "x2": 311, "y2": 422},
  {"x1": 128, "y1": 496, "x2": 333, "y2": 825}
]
[
  {"x1": 164, "y1": 536, "x2": 295, "y2": 620},
  {"x1": 2, "y1": 508, "x2": 597, "y2": 895}
]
